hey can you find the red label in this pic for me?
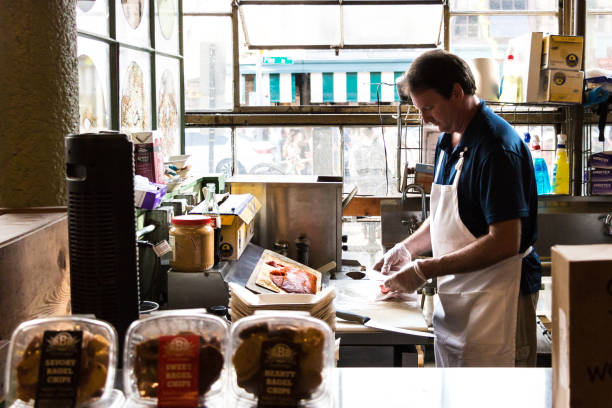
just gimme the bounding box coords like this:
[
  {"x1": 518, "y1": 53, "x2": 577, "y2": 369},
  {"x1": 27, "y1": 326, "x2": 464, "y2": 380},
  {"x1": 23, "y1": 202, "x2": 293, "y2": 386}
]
[{"x1": 157, "y1": 335, "x2": 200, "y2": 408}]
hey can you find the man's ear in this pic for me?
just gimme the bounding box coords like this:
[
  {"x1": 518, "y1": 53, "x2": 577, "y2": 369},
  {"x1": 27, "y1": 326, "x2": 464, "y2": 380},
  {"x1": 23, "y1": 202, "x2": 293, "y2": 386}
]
[{"x1": 452, "y1": 83, "x2": 464, "y2": 100}]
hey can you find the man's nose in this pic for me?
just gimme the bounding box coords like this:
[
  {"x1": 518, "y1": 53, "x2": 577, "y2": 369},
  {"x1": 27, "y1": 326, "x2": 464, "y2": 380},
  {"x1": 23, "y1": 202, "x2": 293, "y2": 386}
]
[{"x1": 421, "y1": 112, "x2": 432, "y2": 124}]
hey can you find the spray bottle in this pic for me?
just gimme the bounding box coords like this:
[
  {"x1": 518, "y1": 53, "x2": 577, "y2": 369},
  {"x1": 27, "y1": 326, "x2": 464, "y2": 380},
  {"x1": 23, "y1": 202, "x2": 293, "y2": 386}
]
[{"x1": 552, "y1": 134, "x2": 570, "y2": 194}]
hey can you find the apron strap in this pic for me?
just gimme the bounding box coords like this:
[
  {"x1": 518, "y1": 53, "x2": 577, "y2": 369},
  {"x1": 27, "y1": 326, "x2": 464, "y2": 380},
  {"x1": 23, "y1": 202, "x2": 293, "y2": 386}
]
[
  {"x1": 434, "y1": 150, "x2": 445, "y2": 184},
  {"x1": 452, "y1": 147, "x2": 468, "y2": 188}
]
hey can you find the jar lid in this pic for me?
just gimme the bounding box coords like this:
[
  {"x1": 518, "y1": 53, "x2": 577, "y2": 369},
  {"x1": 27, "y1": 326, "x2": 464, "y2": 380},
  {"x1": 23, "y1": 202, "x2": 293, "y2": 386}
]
[{"x1": 172, "y1": 214, "x2": 212, "y2": 225}]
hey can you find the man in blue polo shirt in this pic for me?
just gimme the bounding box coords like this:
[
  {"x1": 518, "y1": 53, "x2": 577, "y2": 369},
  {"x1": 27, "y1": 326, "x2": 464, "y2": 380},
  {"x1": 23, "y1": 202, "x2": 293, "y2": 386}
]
[{"x1": 374, "y1": 50, "x2": 541, "y2": 367}]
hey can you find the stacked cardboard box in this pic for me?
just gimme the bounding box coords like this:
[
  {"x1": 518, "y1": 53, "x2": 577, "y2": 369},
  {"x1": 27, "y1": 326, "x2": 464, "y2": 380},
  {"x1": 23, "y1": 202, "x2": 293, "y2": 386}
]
[
  {"x1": 551, "y1": 245, "x2": 612, "y2": 407},
  {"x1": 587, "y1": 151, "x2": 612, "y2": 195},
  {"x1": 539, "y1": 35, "x2": 584, "y2": 104}
]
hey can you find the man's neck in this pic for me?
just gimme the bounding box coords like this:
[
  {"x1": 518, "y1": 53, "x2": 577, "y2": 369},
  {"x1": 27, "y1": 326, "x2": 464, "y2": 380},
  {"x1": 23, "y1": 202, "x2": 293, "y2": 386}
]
[{"x1": 451, "y1": 95, "x2": 480, "y2": 148}]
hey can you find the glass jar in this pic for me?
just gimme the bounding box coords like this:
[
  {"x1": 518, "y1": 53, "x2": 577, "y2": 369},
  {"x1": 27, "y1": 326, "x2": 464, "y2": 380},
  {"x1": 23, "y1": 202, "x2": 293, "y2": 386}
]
[{"x1": 169, "y1": 215, "x2": 214, "y2": 272}]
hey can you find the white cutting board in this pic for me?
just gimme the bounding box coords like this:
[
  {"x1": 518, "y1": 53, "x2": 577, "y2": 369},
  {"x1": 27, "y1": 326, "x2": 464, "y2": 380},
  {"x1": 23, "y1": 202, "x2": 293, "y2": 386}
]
[{"x1": 330, "y1": 280, "x2": 428, "y2": 332}]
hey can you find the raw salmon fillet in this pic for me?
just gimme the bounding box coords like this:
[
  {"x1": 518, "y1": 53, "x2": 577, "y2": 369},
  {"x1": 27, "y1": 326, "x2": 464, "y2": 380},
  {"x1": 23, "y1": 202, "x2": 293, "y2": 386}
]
[{"x1": 268, "y1": 264, "x2": 317, "y2": 294}]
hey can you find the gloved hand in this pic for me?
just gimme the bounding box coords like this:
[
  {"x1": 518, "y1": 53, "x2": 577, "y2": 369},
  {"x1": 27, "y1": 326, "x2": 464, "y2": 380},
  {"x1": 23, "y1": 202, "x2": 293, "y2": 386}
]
[
  {"x1": 373, "y1": 242, "x2": 412, "y2": 275},
  {"x1": 383, "y1": 259, "x2": 428, "y2": 293}
]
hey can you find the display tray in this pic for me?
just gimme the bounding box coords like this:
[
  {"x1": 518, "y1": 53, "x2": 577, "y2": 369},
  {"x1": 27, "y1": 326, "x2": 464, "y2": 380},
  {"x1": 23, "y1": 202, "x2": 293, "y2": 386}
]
[{"x1": 245, "y1": 249, "x2": 323, "y2": 295}]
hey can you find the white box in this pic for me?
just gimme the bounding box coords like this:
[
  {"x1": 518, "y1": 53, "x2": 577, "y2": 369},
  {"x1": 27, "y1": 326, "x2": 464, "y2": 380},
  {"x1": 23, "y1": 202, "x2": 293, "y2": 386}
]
[{"x1": 509, "y1": 32, "x2": 543, "y2": 103}]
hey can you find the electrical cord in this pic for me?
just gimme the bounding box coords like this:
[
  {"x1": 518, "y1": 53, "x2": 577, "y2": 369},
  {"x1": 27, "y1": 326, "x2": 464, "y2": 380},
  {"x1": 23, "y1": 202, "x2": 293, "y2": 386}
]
[
  {"x1": 376, "y1": 83, "x2": 390, "y2": 195},
  {"x1": 375, "y1": 81, "x2": 404, "y2": 195}
]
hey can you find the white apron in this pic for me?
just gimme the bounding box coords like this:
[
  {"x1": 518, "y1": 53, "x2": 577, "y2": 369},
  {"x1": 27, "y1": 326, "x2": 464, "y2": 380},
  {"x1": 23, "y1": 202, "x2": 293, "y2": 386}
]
[{"x1": 430, "y1": 148, "x2": 531, "y2": 367}]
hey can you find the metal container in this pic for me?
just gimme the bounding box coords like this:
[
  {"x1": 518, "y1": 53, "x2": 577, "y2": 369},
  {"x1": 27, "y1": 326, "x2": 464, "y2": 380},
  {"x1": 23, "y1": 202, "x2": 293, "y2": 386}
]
[{"x1": 227, "y1": 175, "x2": 342, "y2": 272}]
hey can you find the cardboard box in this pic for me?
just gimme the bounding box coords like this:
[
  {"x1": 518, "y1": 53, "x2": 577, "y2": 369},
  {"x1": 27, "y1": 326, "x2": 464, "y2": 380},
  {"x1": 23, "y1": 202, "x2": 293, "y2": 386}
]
[
  {"x1": 541, "y1": 35, "x2": 584, "y2": 70},
  {"x1": 589, "y1": 151, "x2": 612, "y2": 169},
  {"x1": 539, "y1": 69, "x2": 584, "y2": 103},
  {"x1": 551, "y1": 245, "x2": 612, "y2": 408},
  {"x1": 135, "y1": 183, "x2": 167, "y2": 210},
  {"x1": 415, "y1": 163, "x2": 434, "y2": 194},
  {"x1": 192, "y1": 194, "x2": 261, "y2": 261},
  {"x1": 131, "y1": 131, "x2": 165, "y2": 184},
  {"x1": 589, "y1": 182, "x2": 612, "y2": 195},
  {"x1": 587, "y1": 168, "x2": 612, "y2": 182}
]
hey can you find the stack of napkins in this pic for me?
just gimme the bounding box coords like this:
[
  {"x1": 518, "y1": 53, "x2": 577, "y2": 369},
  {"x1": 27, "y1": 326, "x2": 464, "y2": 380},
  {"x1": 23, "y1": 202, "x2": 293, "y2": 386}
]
[{"x1": 228, "y1": 283, "x2": 336, "y2": 330}]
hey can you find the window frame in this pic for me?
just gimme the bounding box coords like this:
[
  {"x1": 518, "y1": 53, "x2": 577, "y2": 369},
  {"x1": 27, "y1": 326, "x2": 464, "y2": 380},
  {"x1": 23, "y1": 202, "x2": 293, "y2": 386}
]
[
  {"x1": 183, "y1": 0, "x2": 594, "y2": 197},
  {"x1": 77, "y1": 0, "x2": 186, "y2": 153}
]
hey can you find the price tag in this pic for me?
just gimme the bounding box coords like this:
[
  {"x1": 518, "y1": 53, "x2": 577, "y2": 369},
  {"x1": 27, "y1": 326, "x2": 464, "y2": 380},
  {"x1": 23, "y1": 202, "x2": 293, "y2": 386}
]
[{"x1": 153, "y1": 240, "x2": 172, "y2": 257}]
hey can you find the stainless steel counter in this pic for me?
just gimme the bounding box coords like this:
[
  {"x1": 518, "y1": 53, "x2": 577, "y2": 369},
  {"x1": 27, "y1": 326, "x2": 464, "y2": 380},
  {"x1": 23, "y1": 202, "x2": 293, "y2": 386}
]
[{"x1": 336, "y1": 367, "x2": 552, "y2": 408}]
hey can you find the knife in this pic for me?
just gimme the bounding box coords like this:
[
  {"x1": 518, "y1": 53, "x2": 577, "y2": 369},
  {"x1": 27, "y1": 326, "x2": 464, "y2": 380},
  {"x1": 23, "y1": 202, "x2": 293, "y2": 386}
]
[{"x1": 336, "y1": 310, "x2": 435, "y2": 338}]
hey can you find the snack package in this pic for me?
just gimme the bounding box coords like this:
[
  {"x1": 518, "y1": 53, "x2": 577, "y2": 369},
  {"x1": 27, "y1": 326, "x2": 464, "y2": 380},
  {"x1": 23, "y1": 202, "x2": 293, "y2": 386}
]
[
  {"x1": 122, "y1": 312, "x2": 229, "y2": 407},
  {"x1": 229, "y1": 311, "x2": 334, "y2": 407},
  {"x1": 5, "y1": 316, "x2": 118, "y2": 408}
]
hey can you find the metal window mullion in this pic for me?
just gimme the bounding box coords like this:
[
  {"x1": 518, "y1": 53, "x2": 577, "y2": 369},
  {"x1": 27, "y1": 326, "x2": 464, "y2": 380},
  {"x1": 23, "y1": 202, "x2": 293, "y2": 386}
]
[
  {"x1": 443, "y1": 2, "x2": 449, "y2": 50},
  {"x1": 237, "y1": 0, "x2": 443, "y2": 5},
  {"x1": 246, "y1": 43, "x2": 438, "y2": 49},
  {"x1": 179, "y1": 0, "x2": 185, "y2": 154},
  {"x1": 233, "y1": 3, "x2": 241, "y2": 109},
  {"x1": 339, "y1": 2, "x2": 345, "y2": 49},
  {"x1": 231, "y1": 127, "x2": 237, "y2": 176},
  {"x1": 183, "y1": 12, "x2": 233, "y2": 17},
  {"x1": 586, "y1": 11, "x2": 612, "y2": 15},
  {"x1": 339, "y1": 125, "x2": 345, "y2": 181},
  {"x1": 109, "y1": 0, "x2": 119, "y2": 131},
  {"x1": 397, "y1": 103, "x2": 402, "y2": 193},
  {"x1": 449, "y1": 10, "x2": 558, "y2": 17}
]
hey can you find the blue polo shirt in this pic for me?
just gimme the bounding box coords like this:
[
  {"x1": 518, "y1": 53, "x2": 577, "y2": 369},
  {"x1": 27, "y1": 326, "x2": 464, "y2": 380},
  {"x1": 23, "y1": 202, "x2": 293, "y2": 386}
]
[{"x1": 433, "y1": 102, "x2": 541, "y2": 295}]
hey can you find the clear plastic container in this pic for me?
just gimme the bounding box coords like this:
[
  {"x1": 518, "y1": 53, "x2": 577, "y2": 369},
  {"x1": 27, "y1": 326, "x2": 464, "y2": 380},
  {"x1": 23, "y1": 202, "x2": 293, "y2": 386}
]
[
  {"x1": 229, "y1": 311, "x2": 334, "y2": 407},
  {"x1": 499, "y1": 53, "x2": 523, "y2": 103},
  {"x1": 122, "y1": 312, "x2": 229, "y2": 407},
  {"x1": 4, "y1": 316, "x2": 118, "y2": 408},
  {"x1": 88, "y1": 389, "x2": 125, "y2": 408}
]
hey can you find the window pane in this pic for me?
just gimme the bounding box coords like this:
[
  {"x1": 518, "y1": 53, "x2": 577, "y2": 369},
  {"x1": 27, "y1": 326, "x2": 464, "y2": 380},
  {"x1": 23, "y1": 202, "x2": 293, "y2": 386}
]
[
  {"x1": 450, "y1": 0, "x2": 556, "y2": 11},
  {"x1": 587, "y1": 0, "x2": 610, "y2": 10},
  {"x1": 343, "y1": 5, "x2": 442, "y2": 45},
  {"x1": 183, "y1": 0, "x2": 231, "y2": 13},
  {"x1": 344, "y1": 127, "x2": 400, "y2": 196},
  {"x1": 235, "y1": 127, "x2": 341, "y2": 176},
  {"x1": 451, "y1": 15, "x2": 557, "y2": 60},
  {"x1": 586, "y1": 14, "x2": 612, "y2": 70},
  {"x1": 239, "y1": 49, "x2": 430, "y2": 106},
  {"x1": 184, "y1": 16, "x2": 233, "y2": 110},
  {"x1": 156, "y1": 55, "x2": 181, "y2": 158},
  {"x1": 155, "y1": 0, "x2": 180, "y2": 54},
  {"x1": 514, "y1": 125, "x2": 557, "y2": 181},
  {"x1": 588, "y1": 125, "x2": 612, "y2": 154},
  {"x1": 184, "y1": 128, "x2": 233, "y2": 176},
  {"x1": 242, "y1": 5, "x2": 340, "y2": 46},
  {"x1": 116, "y1": 0, "x2": 151, "y2": 47},
  {"x1": 119, "y1": 47, "x2": 152, "y2": 132},
  {"x1": 77, "y1": 37, "x2": 110, "y2": 133},
  {"x1": 77, "y1": 0, "x2": 109, "y2": 36}
]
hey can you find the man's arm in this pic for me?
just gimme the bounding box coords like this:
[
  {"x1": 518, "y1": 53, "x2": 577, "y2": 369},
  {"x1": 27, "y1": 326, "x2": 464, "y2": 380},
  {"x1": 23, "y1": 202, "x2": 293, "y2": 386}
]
[
  {"x1": 419, "y1": 218, "x2": 521, "y2": 280},
  {"x1": 372, "y1": 217, "x2": 432, "y2": 272},
  {"x1": 401, "y1": 217, "x2": 432, "y2": 257}
]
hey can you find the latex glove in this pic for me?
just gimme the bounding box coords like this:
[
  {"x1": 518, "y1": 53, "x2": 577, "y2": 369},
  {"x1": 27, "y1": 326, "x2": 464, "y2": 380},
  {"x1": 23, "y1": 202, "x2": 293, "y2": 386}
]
[
  {"x1": 383, "y1": 259, "x2": 427, "y2": 293},
  {"x1": 373, "y1": 242, "x2": 412, "y2": 276}
]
